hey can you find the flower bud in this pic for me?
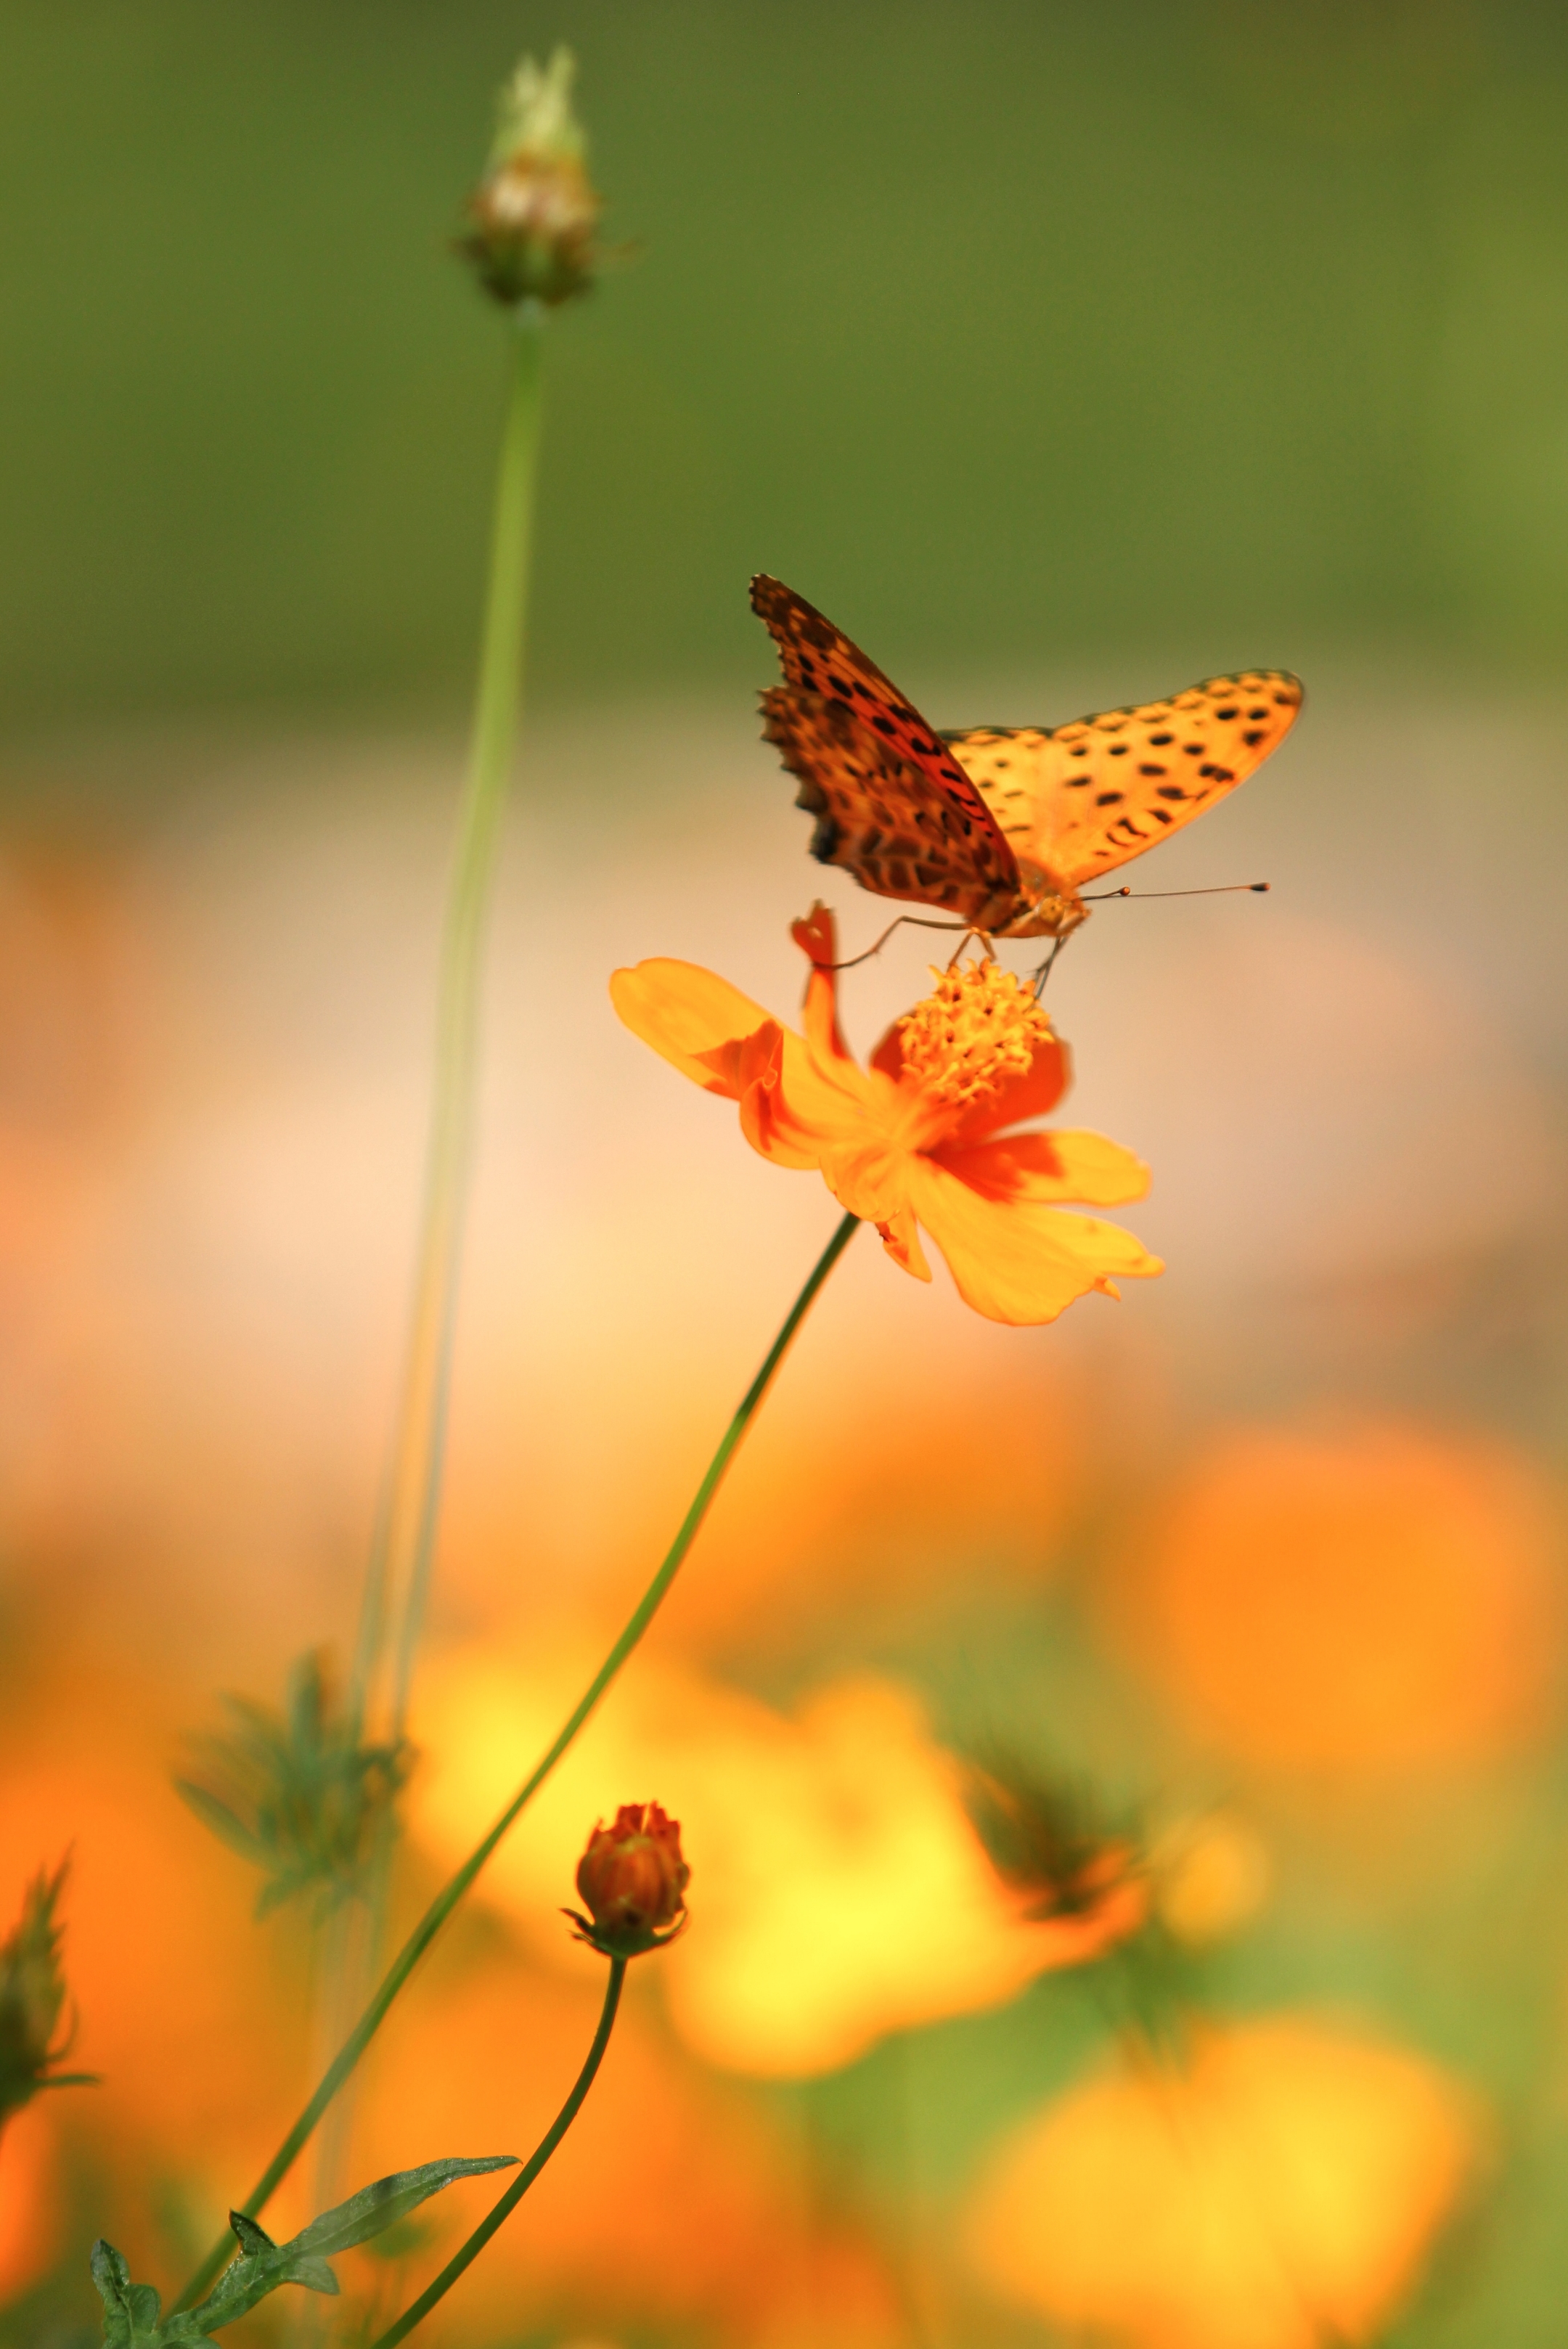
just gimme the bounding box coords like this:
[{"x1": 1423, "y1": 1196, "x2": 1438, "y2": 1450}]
[
  {"x1": 0, "y1": 1860, "x2": 91, "y2": 2123},
  {"x1": 565, "y1": 1802, "x2": 690, "y2": 1958},
  {"x1": 458, "y1": 48, "x2": 601, "y2": 309}
]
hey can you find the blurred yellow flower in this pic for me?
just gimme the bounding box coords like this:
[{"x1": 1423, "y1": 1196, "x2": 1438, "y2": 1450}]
[
  {"x1": 412, "y1": 1649, "x2": 1121, "y2": 2075},
  {"x1": 965, "y1": 2014, "x2": 1479, "y2": 2349},
  {"x1": 611, "y1": 904, "x2": 1161, "y2": 1325}
]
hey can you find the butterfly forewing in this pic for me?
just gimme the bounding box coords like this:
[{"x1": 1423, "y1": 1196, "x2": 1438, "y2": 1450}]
[
  {"x1": 944, "y1": 670, "x2": 1302, "y2": 891},
  {"x1": 751, "y1": 575, "x2": 1026, "y2": 931}
]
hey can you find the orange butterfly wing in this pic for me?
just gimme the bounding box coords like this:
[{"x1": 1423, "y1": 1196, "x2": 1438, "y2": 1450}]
[
  {"x1": 751, "y1": 575, "x2": 1026, "y2": 933},
  {"x1": 944, "y1": 671, "x2": 1302, "y2": 891}
]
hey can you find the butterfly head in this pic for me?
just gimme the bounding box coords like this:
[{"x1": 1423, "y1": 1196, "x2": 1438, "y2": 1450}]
[{"x1": 1000, "y1": 877, "x2": 1090, "y2": 943}]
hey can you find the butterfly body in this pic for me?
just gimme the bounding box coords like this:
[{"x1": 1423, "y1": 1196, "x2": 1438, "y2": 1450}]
[{"x1": 752, "y1": 574, "x2": 1302, "y2": 942}]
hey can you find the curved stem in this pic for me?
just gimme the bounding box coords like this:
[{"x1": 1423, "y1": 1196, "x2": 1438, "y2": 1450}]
[
  {"x1": 173, "y1": 1211, "x2": 859, "y2": 2311},
  {"x1": 368, "y1": 1957, "x2": 626, "y2": 2349}
]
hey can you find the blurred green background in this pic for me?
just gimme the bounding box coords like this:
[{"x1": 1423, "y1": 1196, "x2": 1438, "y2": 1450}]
[{"x1": 1, "y1": 0, "x2": 1565, "y2": 732}]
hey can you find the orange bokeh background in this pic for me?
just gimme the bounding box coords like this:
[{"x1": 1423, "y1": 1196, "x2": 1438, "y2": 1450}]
[
  {"x1": 1114, "y1": 1421, "x2": 1564, "y2": 1773},
  {"x1": 0, "y1": 703, "x2": 1564, "y2": 2348}
]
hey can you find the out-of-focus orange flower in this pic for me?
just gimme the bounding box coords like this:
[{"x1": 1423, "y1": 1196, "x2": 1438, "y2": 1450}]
[
  {"x1": 350, "y1": 1958, "x2": 905, "y2": 2349},
  {"x1": 1119, "y1": 1420, "x2": 1563, "y2": 1770},
  {"x1": 0, "y1": 2101, "x2": 61, "y2": 2301},
  {"x1": 0, "y1": 1676, "x2": 303, "y2": 2217},
  {"x1": 568, "y1": 1801, "x2": 690, "y2": 1957},
  {"x1": 412, "y1": 1652, "x2": 1123, "y2": 2077},
  {"x1": 611, "y1": 904, "x2": 1161, "y2": 1325},
  {"x1": 965, "y1": 2014, "x2": 1480, "y2": 2349}
]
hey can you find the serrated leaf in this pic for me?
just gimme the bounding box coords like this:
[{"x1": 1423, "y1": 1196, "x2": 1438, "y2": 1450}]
[
  {"x1": 184, "y1": 2251, "x2": 298, "y2": 2336},
  {"x1": 181, "y1": 2154, "x2": 513, "y2": 2335},
  {"x1": 90, "y1": 2240, "x2": 164, "y2": 2346},
  {"x1": 89, "y1": 2240, "x2": 130, "y2": 2301},
  {"x1": 282, "y1": 2255, "x2": 338, "y2": 2296},
  {"x1": 226, "y1": 2212, "x2": 274, "y2": 2258},
  {"x1": 158, "y1": 2318, "x2": 210, "y2": 2347}
]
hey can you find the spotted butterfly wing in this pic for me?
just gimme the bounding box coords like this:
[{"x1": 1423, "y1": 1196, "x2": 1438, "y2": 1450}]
[
  {"x1": 943, "y1": 672, "x2": 1302, "y2": 891},
  {"x1": 751, "y1": 575, "x2": 1029, "y2": 934}
]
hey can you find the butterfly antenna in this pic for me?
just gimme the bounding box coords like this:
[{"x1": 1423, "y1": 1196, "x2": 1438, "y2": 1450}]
[
  {"x1": 830, "y1": 914, "x2": 973, "y2": 971},
  {"x1": 1086, "y1": 883, "x2": 1269, "y2": 907},
  {"x1": 1080, "y1": 881, "x2": 1270, "y2": 904}
]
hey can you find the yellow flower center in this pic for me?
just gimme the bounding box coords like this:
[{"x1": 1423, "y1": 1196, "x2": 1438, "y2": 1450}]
[{"x1": 897, "y1": 960, "x2": 1053, "y2": 1108}]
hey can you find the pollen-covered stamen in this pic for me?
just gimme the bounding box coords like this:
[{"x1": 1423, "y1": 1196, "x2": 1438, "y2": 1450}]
[{"x1": 897, "y1": 961, "x2": 1053, "y2": 1108}]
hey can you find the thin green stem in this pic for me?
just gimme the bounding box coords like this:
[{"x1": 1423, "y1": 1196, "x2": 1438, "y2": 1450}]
[
  {"x1": 309, "y1": 306, "x2": 544, "y2": 2264},
  {"x1": 173, "y1": 1211, "x2": 859, "y2": 2311},
  {"x1": 351, "y1": 305, "x2": 547, "y2": 1746},
  {"x1": 368, "y1": 1957, "x2": 626, "y2": 2349}
]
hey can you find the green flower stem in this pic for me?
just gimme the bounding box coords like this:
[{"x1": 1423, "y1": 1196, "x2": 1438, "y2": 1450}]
[
  {"x1": 351, "y1": 303, "x2": 547, "y2": 1747},
  {"x1": 174, "y1": 1209, "x2": 859, "y2": 2312},
  {"x1": 368, "y1": 1956, "x2": 626, "y2": 2349}
]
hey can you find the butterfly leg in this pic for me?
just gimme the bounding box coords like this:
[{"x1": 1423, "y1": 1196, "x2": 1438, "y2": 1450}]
[
  {"x1": 1031, "y1": 936, "x2": 1071, "y2": 998},
  {"x1": 830, "y1": 914, "x2": 972, "y2": 972}
]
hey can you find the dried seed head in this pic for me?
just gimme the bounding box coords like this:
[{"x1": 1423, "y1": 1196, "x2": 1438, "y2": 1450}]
[{"x1": 458, "y1": 49, "x2": 602, "y2": 309}]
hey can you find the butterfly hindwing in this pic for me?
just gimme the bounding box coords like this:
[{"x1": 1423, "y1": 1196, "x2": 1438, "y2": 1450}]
[
  {"x1": 944, "y1": 671, "x2": 1302, "y2": 891},
  {"x1": 751, "y1": 575, "x2": 1025, "y2": 931}
]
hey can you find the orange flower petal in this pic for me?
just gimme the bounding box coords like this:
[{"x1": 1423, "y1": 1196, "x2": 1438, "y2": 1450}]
[
  {"x1": 869, "y1": 1021, "x2": 906, "y2": 1082},
  {"x1": 937, "y1": 1129, "x2": 1152, "y2": 1209},
  {"x1": 818, "y1": 1139, "x2": 910, "y2": 1229},
  {"x1": 867, "y1": 1022, "x2": 1071, "y2": 1145},
  {"x1": 875, "y1": 1201, "x2": 932, "y2": 1281},
  {"x1": 732, "y1": 1023, "x2": 822, "y2": 1171},
  {"x1": 764, "y1": 1038, "x2": 878, "y2": 1164},
  {"x1": 944, "y1": 1029, "x2": 1072, "y2": 1145},
  {"x1": 905, "y1": 1157, "x2": 1163, "y2": 1327},
  {"x1": 610, "y1": 960, "x2": 776, "y2": 1096},
  {"x1": 791, "y1": 903, "x2": 859, "y2": 1079}
]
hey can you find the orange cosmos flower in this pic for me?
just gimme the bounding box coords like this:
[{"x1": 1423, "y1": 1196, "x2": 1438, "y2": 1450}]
[{"x1": 611, "y1": 905, "x2": 1161, "y2": 1326}]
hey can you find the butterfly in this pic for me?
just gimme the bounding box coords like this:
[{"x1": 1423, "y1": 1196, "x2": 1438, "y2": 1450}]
[{"x1": 752, "y1": 573, "x2": 1302, "y2": 943}]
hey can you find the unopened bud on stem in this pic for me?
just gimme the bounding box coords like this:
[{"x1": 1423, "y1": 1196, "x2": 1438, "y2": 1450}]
[
  {"x1": 458, "y1": 47, "x2": 602, "y2": 309},
  {"x1": 565, "y1": 1802, "x2": 690, "y2": 1958},
  {"x1": 0, "y1": 1860, "x2": 95, "y2": 2125}
]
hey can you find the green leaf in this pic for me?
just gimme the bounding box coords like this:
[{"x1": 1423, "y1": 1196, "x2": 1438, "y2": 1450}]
[
  {"x1": 90, "y1": 2241, "x2": 164, "y2": 2347},
  {"x1": 175, "y1": 1653, "x2": 411, "y2": 1917},
  {"x1": 182, "y1": 2154, "x2": 515, "y2": 2334},
  {"x1": 290, "y1": 2153, "x2": 517, "y2": 2258},
  {"x1": 171, "y1": 1783, "x2": 269, "y2": 1867},
  {"x1": 89, "y1": 2158, "x2": 517, "y2": 2341},
  {"x1": 1, "y1": 1856, "x2": 94, "y2": 2123},
  {"x1": 224, "y1": 2213, "x2": 274, "y2": 2259},
  {"x1": 285, "y1": 2256, "x2": 338, "y2": 2295}
]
